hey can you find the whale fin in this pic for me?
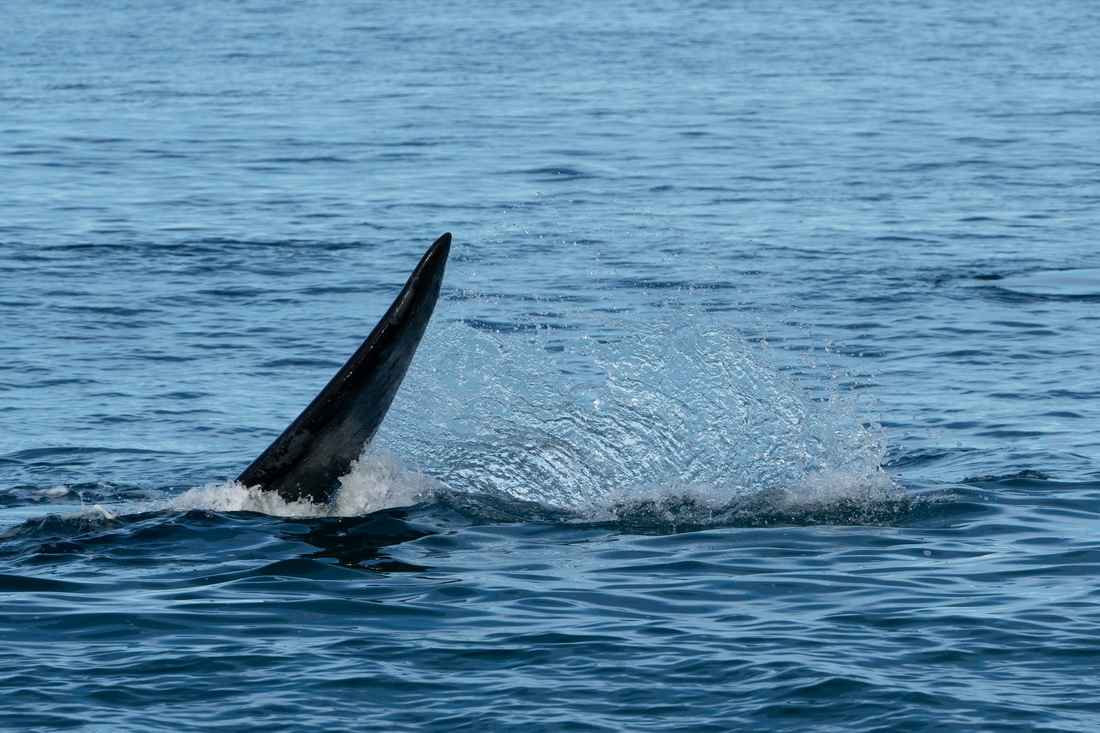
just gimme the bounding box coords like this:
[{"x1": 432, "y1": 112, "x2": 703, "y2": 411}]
[{"x1": 237, "y1": 233, "x2": 451, "y2": 504}]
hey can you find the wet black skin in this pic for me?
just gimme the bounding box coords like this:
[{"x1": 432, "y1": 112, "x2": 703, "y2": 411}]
[{"x1": 236, "y1": 233, "x2": 451, "y2": 504}]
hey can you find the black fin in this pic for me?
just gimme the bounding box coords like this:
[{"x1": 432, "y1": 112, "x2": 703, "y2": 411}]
[{"x1": 236, "y1": 233, "x2": 451, "y2": 504}]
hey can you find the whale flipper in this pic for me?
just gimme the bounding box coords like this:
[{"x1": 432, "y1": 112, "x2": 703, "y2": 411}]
[{"x1": 237, "y1": 233, "x2": 451, "y2": 504}]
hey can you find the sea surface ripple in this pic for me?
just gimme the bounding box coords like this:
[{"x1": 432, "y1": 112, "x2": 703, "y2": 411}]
[{"x1": 2, "y1": 1, "x2": 1100, "y2": 731}]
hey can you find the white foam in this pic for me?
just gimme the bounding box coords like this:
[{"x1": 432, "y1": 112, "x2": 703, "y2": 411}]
[
  {"x1": 34, "y1": 486, "x2": 70, "y2": 498},
  {"x1": 91, "y1": 504, "x2": 118, "y2": 520},
  {"x1": 778, "y1": 468, "x2": 901, "y2": 509},
  {"x1": 332, "y1": 448, "x2": 441, "y2": 516},
  {"x1": 165, "y1": 448, "x2": 440, "y2": 518}
]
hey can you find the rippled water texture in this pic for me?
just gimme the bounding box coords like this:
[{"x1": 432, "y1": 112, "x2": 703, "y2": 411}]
[{"x1": 3, "y1": 1, "x2": 1100, "y2": 731}]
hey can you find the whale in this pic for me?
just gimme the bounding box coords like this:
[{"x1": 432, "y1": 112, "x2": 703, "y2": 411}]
[{"x1": 236, "y1": 232, "x2": 451, "y2": 504}]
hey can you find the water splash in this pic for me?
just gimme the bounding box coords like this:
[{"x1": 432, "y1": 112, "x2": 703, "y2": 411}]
[
  {"x1": 165, "y1": 448, "x2": 439, "y2": 518},
  {"x1": 381, "y1": 312, "x2": 897, "y2": 522},
  {"x1": 165, "y1": 311, "x2": 896, "y2": 525}
]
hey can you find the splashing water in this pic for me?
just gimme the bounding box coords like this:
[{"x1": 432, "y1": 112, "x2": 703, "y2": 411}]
[
  {"x1": 166, "y1": 310, "x2": 896, "y2": 525},
  {"x1": 379, "y1": 311, "x2": 898, "y2": 522},
  {"x1": 166, "y1": 448, "x2": 440, "y2": 518}
]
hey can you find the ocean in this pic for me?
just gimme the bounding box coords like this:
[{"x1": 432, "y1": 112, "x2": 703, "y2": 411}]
[{"x1": 2, "y1": 1, "x2": 1099, "y2": 730}]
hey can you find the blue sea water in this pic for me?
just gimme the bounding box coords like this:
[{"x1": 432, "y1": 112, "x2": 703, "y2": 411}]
[{"x1": 3, "y1": 1, "x2": 1100, "y2": 730}]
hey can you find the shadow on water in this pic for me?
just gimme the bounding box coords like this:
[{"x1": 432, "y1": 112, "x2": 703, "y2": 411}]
[
  {"x1": 0, "y1": 504, "x2": 444, "y2": 576},
  {"x1": 280, "y1": 508, "x2": 437, "y2": 572}
]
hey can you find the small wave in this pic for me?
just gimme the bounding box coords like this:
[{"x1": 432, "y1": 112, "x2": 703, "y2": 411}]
[{"x1": 0, "y1": 504, "x2": 126, "y2": 542}]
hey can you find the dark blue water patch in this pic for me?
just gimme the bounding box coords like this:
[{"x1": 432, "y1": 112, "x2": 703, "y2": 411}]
[
  {"x1": 0, "y1": 571, "x2": 92, "y2": 593},
  {"x1": 260, "y1": 356, "x2": 343, "y2": 369},
  {"x1": 980, "y1": 286, "x2": 1100, "y2": 304},
  {"x1": 284, "y1": 513, "x2": 437, "y2": 571},
  {"x1": 961, "y1": 469, "x2": 1052, "y2": 482},
  {"x1": 514, "y1": 166, "x2": 596, "y2": 182}
]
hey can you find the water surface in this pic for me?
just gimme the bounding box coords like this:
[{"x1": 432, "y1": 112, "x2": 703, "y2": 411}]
[{"x1": 2, "y1": 1, "x2": 1099, "y2": 731}]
